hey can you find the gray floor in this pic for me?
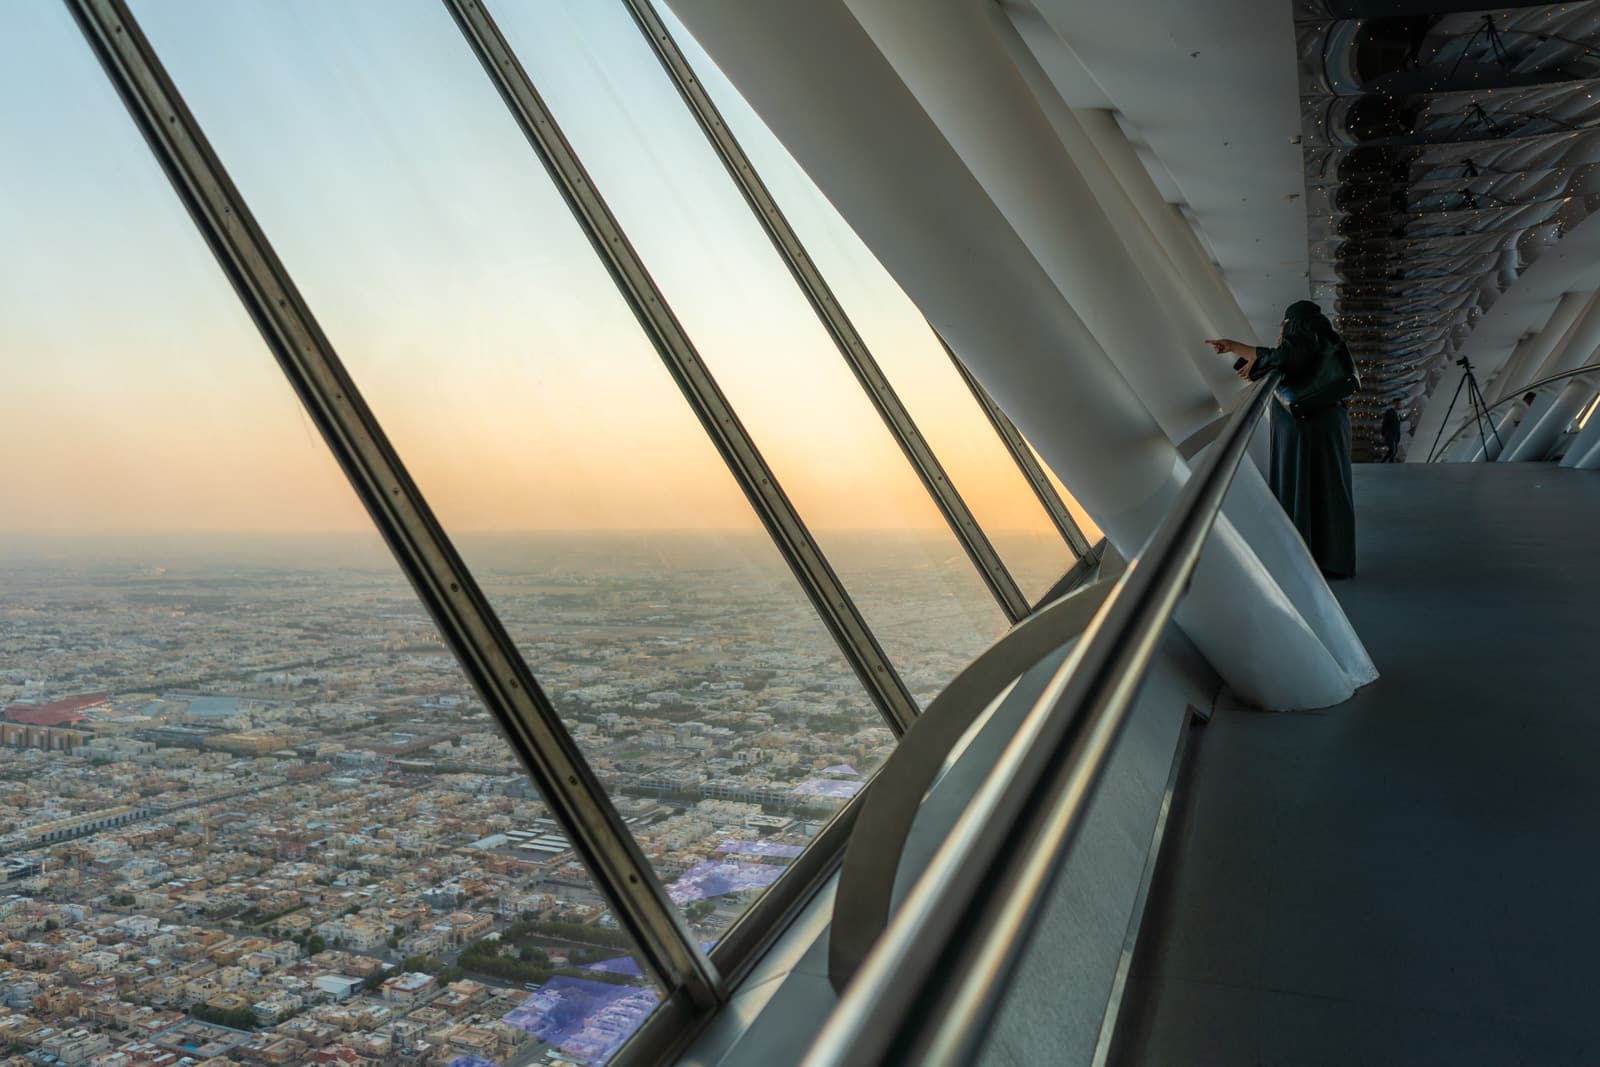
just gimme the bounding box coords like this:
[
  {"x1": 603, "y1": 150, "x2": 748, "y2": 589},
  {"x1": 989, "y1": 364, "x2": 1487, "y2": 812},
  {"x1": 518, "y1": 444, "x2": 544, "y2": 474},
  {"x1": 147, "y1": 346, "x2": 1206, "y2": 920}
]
[{"x1": 1112, "y1": 464, "x2": 1600, "y2": 1067}]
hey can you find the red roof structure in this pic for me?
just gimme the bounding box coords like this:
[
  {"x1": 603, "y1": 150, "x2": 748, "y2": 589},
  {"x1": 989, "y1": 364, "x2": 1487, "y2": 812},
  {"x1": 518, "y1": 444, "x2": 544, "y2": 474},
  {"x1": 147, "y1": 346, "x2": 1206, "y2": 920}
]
[{"x1": 3, "y1": 693, "x2": 107, "y2": 727}]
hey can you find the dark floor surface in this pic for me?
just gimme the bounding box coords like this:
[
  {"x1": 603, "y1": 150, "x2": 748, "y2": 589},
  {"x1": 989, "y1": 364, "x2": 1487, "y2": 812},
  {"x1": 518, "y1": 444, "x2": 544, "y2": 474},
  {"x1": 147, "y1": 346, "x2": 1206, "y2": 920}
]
[{"x1": 1112, "y1": 464, "x2": 1600, "y2": 1067}]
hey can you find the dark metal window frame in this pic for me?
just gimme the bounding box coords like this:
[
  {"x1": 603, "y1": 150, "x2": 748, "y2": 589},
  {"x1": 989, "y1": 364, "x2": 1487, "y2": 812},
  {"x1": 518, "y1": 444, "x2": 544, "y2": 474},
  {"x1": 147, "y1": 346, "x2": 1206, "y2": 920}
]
[
  {"x1": 58, "y1": 0, "x2": 1113, "y2": 1061},
  {"x1": 442, "y1": 0, "x2": 921, "y2": 741},
  {"x1": 63, "y1": 0, "x2": 719, "y2": 1016},
  {"x1": 619, "y1": 0, "x2": 1040, "y2": 623},
  {"x1": 618, "y1": 0, "x2": 1093, "y2": 593},
  {"x1": 942, "y1": 338, "x2": 1099, "y2": 564}
]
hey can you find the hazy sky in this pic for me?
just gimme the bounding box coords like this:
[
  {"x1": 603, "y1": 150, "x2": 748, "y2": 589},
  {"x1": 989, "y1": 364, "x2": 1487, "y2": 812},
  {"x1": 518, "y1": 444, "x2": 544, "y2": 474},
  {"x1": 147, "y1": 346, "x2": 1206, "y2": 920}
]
[{"x1": 1, "y1": 0, "x2": 1093, "y2": 548}]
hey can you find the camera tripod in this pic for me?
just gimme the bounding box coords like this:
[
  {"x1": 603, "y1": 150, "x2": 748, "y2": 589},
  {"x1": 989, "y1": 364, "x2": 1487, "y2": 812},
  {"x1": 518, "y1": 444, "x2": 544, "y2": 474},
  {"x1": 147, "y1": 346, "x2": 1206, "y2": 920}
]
[{"x1": 1426, "y1": 355, "x2": 1502, "y2": 462}]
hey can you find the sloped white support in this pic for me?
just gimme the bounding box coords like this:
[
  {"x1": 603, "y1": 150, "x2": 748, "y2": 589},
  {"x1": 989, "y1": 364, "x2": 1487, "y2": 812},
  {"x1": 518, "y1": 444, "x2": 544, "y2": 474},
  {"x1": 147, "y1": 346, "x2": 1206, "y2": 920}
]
[
  {"x1": 1502, "y1": 381, "x2": 1596, "y2": 463},
  {"x1": 990, "y1": 18, "x2": 1242, "y2": 408},
  {"x1": 1073, "y1": 107, "x2": 1260, "y2": 350},
  {"x1": 667, "y1": 0, "x2": 1370, "y2": 708},
  {"x1": 1486, "y1": 291, "x2": 1591, "y2": 405},
  {"x1": 1496, "y1": 391, "x2": 1559, "y2": 461},
  {"x1": 1451, "y1": 403, "x2": 1523, "y2": 463},
  {"x1": 842, "y1": 0, "x2": 1221, "y2": 442},
  {"x1": 846, "y1": 0, "x2": 1369, "y2": 687}
]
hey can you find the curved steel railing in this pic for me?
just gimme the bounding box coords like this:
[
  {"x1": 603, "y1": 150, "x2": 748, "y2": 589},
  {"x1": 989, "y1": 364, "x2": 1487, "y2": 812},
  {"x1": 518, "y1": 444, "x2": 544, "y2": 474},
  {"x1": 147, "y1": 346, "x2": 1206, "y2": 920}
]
[
  {"x1": 825, "y1": 550, "x2": 1126, "y2": 990},
  {"x1": 1430, "y1": 361, "x2": 1600, "y2": 460},
  {"x1": 800, "y1": 371, "x2": 1281, "y2": 1066}
]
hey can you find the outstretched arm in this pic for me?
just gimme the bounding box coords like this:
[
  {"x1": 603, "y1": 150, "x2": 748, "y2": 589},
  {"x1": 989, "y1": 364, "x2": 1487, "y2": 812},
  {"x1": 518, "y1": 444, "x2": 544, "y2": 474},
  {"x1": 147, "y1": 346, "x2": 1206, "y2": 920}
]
[{"x1": 1206, "y1": 338, "x2": 1260, "y2": 380}]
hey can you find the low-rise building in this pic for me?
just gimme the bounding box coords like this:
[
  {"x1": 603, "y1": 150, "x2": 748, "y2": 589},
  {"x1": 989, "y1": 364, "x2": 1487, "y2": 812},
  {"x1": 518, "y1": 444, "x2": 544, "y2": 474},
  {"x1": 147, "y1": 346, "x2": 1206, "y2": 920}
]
[{"x1": 378, "y1": 972, "x2": 435, "y2": 1006}]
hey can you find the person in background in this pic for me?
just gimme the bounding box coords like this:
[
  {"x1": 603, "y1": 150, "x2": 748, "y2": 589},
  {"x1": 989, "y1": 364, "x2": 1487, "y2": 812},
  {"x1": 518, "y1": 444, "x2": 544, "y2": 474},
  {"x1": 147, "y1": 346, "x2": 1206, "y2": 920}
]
[
  {"x1": 1381, "y1": 399, "x2": 1403, "y2": 462},
  {"x1": 1513, "y1": 391, "x2": 1538, "y2": 433},
  {"x1": 1208, "y1": 300, "x2": 1357, "y2": 579}
]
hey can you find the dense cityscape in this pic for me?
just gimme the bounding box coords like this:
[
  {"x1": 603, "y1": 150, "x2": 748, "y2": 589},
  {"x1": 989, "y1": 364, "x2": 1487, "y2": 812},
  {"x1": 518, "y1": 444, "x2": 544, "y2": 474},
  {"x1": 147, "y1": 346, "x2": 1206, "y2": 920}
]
[{"x1": 0, "y1": 531, "x2": 1042, "y2": 1067}]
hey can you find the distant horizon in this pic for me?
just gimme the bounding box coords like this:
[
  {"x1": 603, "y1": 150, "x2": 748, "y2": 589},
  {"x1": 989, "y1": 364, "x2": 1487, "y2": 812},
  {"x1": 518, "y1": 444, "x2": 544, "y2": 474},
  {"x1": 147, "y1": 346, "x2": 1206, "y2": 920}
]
[
  {"x1": 0, "y1": 525, "x2": 1065, "y2": 537},
  {"x1": 0, "y1": 10, "x2": 1084, "y2": 1050},
  {"x1": 2, "y1": 1, "x2": 1092, "y2": 615}
]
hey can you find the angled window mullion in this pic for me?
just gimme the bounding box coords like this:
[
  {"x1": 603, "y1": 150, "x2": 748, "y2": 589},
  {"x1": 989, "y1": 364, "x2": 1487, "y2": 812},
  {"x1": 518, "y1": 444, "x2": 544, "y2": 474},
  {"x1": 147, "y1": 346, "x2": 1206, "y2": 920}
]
[
  {"x1": 939, "y1": 336, "x2": 1098, "y2": 561},
  {"x1": 619, "y1": 0, "x2": 1031, "y2": 625},
  {"x1": 442, "y1": 0, "x2": 922, "y2": 738},
  {"x1": 63, "y1": 0, "x2": 717, "y2": 1011}
]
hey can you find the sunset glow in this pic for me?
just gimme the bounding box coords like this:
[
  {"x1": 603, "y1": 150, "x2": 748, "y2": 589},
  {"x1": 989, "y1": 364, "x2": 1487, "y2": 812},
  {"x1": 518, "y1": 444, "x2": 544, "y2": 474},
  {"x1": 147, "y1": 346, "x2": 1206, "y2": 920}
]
[{"x1": 3, "y1": 0, "x2": 1092, "y2": 571}]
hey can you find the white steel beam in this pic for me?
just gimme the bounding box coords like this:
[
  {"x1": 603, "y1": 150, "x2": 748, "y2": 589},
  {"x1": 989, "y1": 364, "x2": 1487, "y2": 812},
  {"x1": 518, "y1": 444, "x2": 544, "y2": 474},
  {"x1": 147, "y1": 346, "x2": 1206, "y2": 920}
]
[{"x1": 667, "y1": 0, "x2": 1373, "y2": 709}]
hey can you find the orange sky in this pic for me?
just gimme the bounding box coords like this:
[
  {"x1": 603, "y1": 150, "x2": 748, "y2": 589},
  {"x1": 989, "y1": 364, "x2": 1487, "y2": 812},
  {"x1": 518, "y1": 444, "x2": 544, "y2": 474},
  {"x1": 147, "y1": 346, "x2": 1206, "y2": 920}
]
[{"x1": 2, "y1": 0, "x2": 1096, "y2": 550}]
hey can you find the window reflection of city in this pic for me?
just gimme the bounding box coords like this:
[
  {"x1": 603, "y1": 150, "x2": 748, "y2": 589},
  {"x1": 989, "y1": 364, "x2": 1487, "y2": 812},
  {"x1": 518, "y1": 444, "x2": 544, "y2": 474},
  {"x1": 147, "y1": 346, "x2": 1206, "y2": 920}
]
[{"x1": 0, "y1": 530, "x2": 1062, "y2": 1064}]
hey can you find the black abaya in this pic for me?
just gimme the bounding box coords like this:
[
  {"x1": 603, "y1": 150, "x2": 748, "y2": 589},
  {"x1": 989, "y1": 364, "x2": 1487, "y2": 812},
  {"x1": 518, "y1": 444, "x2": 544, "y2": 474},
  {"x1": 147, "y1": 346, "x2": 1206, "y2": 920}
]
[
  {"x1": 1268, "y1": 397, "x2": 1356, "y2": 577},
  {"x1": 1249, "y1": 300, "x2": 1358, "y2": 578}
]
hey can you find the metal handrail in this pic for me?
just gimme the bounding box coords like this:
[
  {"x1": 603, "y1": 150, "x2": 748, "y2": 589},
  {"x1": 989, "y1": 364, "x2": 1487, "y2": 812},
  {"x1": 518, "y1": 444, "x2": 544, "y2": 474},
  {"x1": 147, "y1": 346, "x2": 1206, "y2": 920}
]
[
  {"x1": 1430, "y1": 361, "x2": 1600, "y2": 460},
  {"x1": 801, "y1": 371, "x2": 1280, "y2": 1066},
  {"x1": 827, "y1": 550, "x2": 1126, "y2": 991}
]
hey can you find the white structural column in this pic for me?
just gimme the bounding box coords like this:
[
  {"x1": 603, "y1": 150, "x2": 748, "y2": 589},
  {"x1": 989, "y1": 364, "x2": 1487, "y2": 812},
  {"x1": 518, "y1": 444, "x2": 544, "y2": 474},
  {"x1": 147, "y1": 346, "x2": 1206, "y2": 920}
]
[
  {"x1": 1485, "y1": 406, "x2": 1524, "y2": 461},
  {"x1": 1064, "y1": 99, "x2": 1273, "y2": 470},
  {"x1": 1481, "y1": 334, "x2": 1540, "y2": 408},
  {"x1": 840, "y1": 0, "x2": 1368, "y2": 684},
  {"x1": 666, "y1": 0, "x2": 1370, "y2": 708},
  {"x1": 1559, "y1": 394, "x2": 1600, "y2": 468},
  {"x1": 1063, "y1": 104, "x2": 1271, "y2": 474},
  {"x1": 1441, "y1": 421, "x2": 1486, "y2": 464},
  {"x1": 1489, "y1": 291, "x2": 1591, "y2": 403},
  {"x1": 1525, "y1": 290, "x2": 1600, "y2": 384},
  {"x1": 1494, "y1": 390, "x2": 1557, "y2": 461},
  {"x1": 988, "y1": 12, "x2": 1241, "y2": 408},
  {"x1": 1423, "y1": 296, "x2": 1585, "y2": 464},
  {"x1": 985, "y1": 8, "x2": 1275, "y2": 477},
  {"x1": 1502, "y1": 381, "x2": 1596, "y2": 462},
  {"x1": 1497, "y1": 292, "x2": 1600, "y2": 459},
  {"x1": 1073, "y1": 107, "x2": 1260, "y2": 347},
  {"x1": 991, "y1": 10, "x2": 1252, "y2": 383},
  {"x1": 839, "y1": 0, "x2": 1220, "y2": 442}
]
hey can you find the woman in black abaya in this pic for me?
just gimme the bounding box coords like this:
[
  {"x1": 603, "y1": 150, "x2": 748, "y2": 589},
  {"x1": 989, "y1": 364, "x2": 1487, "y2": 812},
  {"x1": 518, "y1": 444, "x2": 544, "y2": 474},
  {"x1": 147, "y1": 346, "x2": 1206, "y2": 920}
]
[{"x1": 1209, "y1": 300, "x2": 1357, "y2": 578}]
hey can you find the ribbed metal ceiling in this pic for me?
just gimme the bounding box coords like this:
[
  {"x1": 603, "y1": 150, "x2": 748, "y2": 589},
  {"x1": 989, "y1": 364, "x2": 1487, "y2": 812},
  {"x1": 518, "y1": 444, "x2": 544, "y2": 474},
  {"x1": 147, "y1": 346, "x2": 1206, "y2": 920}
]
[{"x1": 1294, "y1": 0, "x2": 1600, "y2": 458}]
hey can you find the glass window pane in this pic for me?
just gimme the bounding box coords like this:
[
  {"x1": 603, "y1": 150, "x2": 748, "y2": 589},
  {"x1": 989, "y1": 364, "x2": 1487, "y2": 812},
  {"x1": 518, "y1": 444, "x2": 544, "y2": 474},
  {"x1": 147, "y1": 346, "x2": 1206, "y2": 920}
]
[
  {"x1": 651, "y1": 3, "x2": 1081, "y2": 603},
  {"x1": 486, "y1": 0, "x2": 1010, "y2": 691},
  {"x1": 2, "y1": 7, "x2": 658, "y2": 1065},
  {"x1": 1026, "y1": 441, "x2": 1105, "y2": 546},
  {"x1": 129, "y1": 0, "x2": 898, "y2": 975}
]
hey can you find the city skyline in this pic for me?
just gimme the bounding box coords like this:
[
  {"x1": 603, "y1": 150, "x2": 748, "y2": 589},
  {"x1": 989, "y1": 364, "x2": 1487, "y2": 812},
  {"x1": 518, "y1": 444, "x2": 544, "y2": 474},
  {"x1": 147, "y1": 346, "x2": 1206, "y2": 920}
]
[
  {"x1": 0, "y1": 519, "x2": 1017, "y2": 1064},
  {"x1": 0, "y1": 5, "x2": 1094, "y2": 1062}
]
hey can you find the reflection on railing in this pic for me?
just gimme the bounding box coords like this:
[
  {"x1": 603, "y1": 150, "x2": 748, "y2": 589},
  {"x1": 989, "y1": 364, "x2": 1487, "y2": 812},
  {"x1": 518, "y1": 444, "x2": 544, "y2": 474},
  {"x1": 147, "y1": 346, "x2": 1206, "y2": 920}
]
[{"x1": 801, "y1": 371, "x2": 1280, "y2": 1066}]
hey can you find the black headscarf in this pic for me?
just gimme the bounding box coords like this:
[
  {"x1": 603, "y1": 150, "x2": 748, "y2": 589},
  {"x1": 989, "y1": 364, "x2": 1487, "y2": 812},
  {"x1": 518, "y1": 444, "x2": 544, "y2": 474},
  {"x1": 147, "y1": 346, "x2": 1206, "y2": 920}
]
[
  {"x1": 1283, "y1": 300, "x2": 1339, "y2": 352},
  {"x1": 1278, "y1": 300, "x2": 1353, "y2": 386}
]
